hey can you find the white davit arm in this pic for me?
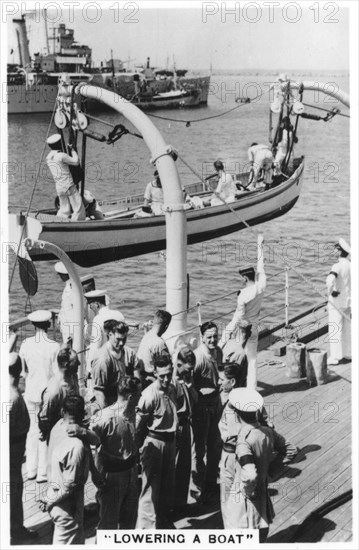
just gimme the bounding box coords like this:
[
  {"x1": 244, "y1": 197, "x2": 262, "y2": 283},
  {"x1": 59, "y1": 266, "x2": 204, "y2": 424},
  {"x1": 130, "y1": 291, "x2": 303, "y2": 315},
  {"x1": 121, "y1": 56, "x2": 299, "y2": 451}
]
[{"x1": 281, "y1": 81, "x2": 350, "y2": 109}]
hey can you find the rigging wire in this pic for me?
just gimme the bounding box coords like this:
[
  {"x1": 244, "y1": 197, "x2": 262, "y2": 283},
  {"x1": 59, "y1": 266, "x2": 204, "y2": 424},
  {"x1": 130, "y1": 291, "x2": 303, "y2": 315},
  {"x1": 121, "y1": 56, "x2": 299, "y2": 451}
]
[
  {"x1": 302, "y1": 101, "x2": 350, "y2": 118},
  {"x1": 174, "y1": 147, "x2": 350, "y2": 322},
  {"x1": 146, "y1": 87, "x2": 272, "y2": 125},
  {"x1": 9, "y1": 101, "x2": 57, "y2": 293}
]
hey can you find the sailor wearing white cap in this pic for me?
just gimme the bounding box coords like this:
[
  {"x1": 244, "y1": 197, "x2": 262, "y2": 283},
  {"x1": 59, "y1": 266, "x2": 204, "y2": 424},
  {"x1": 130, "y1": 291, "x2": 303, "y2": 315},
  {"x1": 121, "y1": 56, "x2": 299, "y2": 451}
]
[
  {"x1": 220, "y1": 234, "x2": 266, "y2": 389},
  {"x1": 326, "y1": 238, "x2": 351, "y2": 364},
  {"x1": 230, "y1": 388, "x2": 297, "y2": 542},
  {"x1": 55, "y1": 263, "x2": 75, "y2": 344},
  {"x1": 19, "y1": 310, "x2": 60, "y2": 482},
  {"x1": 84, "y1": 290, "x2": 124, "y2": 372},
  {"x1": 46, "y1": 134, "x2": 86, "y2": 221}
]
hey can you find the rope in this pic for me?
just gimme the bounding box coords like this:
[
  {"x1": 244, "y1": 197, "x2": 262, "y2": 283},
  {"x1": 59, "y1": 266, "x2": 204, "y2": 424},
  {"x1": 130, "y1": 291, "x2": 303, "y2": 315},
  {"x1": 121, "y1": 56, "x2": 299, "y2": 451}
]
[
  {"x1": 177, "y1": 152, "x2": 210, "y2": 190},
  {"x1": 9, "y1": 102, "x2": 57, "y2": 293},
  {"x1": 302, "y1": 101, "x2": 350, "y2": 118},
  {"x1": 85, "y1": 113, "x2": 115, "y2": 127},
  {"x1": 147, "y1": 87, "x2": 272, "y2": 126},
  {"x1": 179, "y1": 159, "x2": 351, "y2": 323}
]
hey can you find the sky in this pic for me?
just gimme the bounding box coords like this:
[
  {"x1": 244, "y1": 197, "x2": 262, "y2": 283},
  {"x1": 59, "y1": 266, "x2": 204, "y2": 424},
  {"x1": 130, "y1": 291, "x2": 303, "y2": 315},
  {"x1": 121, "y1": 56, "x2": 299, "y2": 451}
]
[{"x1": 5, "y1": 1, "x2": 351, "y2": 72}]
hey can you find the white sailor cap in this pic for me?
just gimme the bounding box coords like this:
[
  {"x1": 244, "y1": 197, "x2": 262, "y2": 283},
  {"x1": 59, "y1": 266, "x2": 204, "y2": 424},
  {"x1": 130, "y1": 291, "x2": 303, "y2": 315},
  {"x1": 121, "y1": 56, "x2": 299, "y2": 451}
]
[
  {"x1": 335, "y1": 238, "x2": 351, "y2": 255},
  {"x1": 101, "y1": 309, "x2": 125, "y2": 323},
  {"x1": 27, "y1": 310, "x2": 52, "y2": 323},
  {"x1": 54, "y1": 261, "x2": 68, "y2": 274},
  {"x1": 80, "y1": 274, "x2": 95, "y2": 285},
  {"x1": 84, "y1": 289, "x2": 108, "y2": 302},
  {"x1": 83, "y1": 190, "x2": 96, "y2": 204},
  {"x1": 46, "y1": 134, "x2": 62, "y2": 146},
  {"x1": 228, "y1": 388, "x2": 264, "y2": 413}
]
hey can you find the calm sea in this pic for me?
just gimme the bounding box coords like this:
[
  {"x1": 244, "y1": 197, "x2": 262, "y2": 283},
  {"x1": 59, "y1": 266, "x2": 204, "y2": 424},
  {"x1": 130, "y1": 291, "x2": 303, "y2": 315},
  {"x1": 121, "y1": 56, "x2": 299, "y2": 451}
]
[{"x1": 7, "y1": 73, "x2": 350, "y2": 347}]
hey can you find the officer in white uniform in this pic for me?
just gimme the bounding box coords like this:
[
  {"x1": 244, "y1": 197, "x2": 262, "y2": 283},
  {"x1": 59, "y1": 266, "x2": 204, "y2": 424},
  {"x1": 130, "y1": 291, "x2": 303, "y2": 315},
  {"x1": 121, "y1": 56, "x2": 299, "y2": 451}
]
[
  {"x1": 326, "y1": 238, "x2": 351, "y2": 364},
  {"x1": 19, "y1": 310, "x2": 60, "y2": 481},
  {"x1": 220, "y1": 234, "x2": 266, "y2": 389}
]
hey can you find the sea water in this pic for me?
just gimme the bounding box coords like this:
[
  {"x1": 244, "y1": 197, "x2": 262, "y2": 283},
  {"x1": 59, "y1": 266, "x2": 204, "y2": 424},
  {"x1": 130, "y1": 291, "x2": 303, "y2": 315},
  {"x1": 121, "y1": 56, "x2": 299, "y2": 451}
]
[{"x1": 7, "y1": 72, "x2": 350, "y2": 347}]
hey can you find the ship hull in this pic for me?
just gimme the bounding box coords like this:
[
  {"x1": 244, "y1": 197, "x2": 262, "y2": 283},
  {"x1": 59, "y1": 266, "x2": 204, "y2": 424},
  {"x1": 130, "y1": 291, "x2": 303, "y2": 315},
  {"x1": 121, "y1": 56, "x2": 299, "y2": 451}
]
[{"x1": 7, "y1": 75, "x2": 210, "y2": 114}]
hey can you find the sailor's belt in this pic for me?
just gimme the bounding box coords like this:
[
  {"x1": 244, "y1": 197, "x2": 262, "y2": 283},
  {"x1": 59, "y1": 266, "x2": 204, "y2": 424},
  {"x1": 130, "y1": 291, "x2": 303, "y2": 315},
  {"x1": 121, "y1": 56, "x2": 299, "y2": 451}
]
[
  {"x1": 223, "y1": 443, "x2": 236, "y2": 454},
  {"x1": 198, "y1": 390, "x2": 220, "y2": 401},
  {"x1": 148, "y1": 430, "x2": 176, "y2": 442},
  {"x1": 100, "y1": 452, "x2": 137, "y2": 473}
]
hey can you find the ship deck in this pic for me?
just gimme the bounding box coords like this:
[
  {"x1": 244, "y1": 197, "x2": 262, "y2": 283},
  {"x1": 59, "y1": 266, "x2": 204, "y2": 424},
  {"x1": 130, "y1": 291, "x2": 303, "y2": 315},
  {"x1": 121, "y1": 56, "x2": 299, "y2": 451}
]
[{"x1": 21, "y1": 335, "x2": 352, "y2": 545}]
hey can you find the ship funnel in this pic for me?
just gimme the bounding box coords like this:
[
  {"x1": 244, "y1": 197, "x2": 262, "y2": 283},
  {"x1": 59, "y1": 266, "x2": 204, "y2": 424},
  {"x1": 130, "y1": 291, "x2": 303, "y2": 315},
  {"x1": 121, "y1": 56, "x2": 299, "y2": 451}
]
[{"x1": 13, "y1": 17, "x2": 31, "y2": 66}]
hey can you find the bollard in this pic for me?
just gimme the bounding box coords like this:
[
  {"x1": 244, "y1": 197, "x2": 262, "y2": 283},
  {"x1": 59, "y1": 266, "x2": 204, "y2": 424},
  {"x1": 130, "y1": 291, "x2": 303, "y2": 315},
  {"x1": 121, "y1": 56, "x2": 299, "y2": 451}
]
[
  {"x1": 306, "y1": 348, "x2": 327, "y2": 386},
  {"x1": 286, "y1": 342, "x2": 306, "y2": 378}
]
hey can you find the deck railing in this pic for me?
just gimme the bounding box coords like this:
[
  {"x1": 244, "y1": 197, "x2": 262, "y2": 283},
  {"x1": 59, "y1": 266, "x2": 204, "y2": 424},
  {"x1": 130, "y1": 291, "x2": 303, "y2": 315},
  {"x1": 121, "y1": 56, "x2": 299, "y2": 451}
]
[{"x1": 8, "y1": 262, "x2": 328, "y2": 356}]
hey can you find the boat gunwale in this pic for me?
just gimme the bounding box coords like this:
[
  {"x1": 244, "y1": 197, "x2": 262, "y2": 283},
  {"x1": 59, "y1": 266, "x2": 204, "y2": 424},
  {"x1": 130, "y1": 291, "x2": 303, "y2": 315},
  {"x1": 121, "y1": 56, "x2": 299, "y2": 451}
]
[{"x1": 29, "y1": 158, "x2": 305, "y2": 232}]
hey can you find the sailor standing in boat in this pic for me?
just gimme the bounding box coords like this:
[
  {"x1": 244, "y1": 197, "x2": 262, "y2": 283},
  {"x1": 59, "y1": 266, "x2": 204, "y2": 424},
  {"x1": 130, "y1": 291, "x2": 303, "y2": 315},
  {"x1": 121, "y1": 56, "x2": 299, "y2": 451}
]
[
  {"x1": 247, "y1": 143, "x2": 274, "y2": 190},
  {"x1": 220, "y1": 233, "x2": 266, "y2": 390},
  {"x1": 46, "y1": 134, "x2": 86, "y2": 221},
  {"x1": 326, "y1": 238, "x2": 351, "y2": 364}
]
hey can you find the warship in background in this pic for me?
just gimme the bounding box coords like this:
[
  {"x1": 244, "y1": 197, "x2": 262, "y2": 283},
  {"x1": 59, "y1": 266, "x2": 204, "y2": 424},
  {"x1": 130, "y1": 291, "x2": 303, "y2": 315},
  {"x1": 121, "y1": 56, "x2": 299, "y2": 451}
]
[{"x1": 7, "y1": 15, "x2": 210, "y2": 114}]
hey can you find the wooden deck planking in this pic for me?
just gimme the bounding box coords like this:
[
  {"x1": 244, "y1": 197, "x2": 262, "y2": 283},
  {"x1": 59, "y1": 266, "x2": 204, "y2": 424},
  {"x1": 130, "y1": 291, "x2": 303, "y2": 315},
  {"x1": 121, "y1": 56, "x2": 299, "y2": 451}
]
[
  {"x1": 20, "y1": 338, "x2": 352, "y2": 544},
  {"x1": 321, "y1": 496, "x2": 352, "y2": 542}
]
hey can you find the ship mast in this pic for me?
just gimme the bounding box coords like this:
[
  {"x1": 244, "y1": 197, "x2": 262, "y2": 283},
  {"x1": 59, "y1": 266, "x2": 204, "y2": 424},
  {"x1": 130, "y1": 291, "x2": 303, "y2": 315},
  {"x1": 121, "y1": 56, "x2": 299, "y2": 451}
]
[{"x1": 43, "y1": 8, "x2": 50, "y2": 56}]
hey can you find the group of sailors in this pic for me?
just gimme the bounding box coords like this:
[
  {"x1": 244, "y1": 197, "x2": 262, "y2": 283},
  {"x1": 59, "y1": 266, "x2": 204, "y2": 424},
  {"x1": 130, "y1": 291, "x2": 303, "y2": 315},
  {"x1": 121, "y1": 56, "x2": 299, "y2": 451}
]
[
  {"x1": 47, "y1": 118, "x2": 294, "y2": 222},
  {"x1": 8, "y1": 232, "x2": 351, "y2": 544}
]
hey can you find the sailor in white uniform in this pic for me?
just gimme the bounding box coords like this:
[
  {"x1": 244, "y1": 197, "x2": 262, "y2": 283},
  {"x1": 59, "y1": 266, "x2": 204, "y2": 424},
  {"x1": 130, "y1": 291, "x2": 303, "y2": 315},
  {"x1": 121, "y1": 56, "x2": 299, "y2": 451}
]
[
  {"x1": 207, "y1": 160, "x2": 238, "y2": 206},
  {"x1": 247, "y1": 143, "x2": 273, "y2": 189},
  {"x1": 46, "y1": 133, "x2": 86, "y2": 221},
  {"x1": 326, "y1": 238, "x2": 351, "y2": 364},
  {"x1": 19, "y1": 310, "x2": 60, "y2": 481},
  {"x1": 220, "y1": 234, "x2": 266, "y2": 389},
  {"x1": 55, "y1": 262, "x2": 75, "y2": 344},
  {"x1": 143, "y1": 171, "x2": 164, "y2": 215}
]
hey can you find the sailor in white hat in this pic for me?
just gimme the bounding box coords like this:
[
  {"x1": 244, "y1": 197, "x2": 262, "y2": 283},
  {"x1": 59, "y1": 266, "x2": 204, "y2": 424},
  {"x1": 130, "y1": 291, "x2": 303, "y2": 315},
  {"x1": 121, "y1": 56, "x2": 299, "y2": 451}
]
[
  {"x1": 18, "y1": 310, "x2": 60, "y2": 482},
  {"x1": 228, "y1": 387, "x2": 264, "y2": 415},
  {"x1": 229, "y1": 388, "x2": 297, "y2": 542},
  {"x1": 84, "y1": 290, "x2": 124, "y2": 372},
  {"x1": 54, "y1": 261, "x2": 68, "y2": 276},
  {"x1": 55, "y1": 262, "x2": 75, "y2": 344},
  {"x1": 220, "y1": 234, "x2": 266, "y2": 390},
  {"x1": 326, "y1": 238, "x2": 351, "y2": 364},
  {"x1": 46, "y1": 134, "x2": 86, "y2": 221}
]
